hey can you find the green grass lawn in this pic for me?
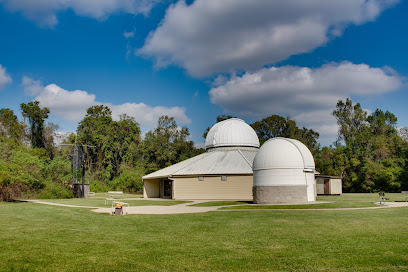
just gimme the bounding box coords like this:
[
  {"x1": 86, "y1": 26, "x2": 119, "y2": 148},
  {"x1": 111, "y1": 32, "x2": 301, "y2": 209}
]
[
  {"x1": 189, "y1": 201, "x2": 252, "y2": 207},
  {"x1": 193, "y1": 193, "x2": 401, "y2": 210},
  {"x1": 220, "y1": 193, "x2": 403, "y2": 210},
  {"x1": 1, "y1": 197, "x2": 408, "y2": 271},
  {"x1": 220, "y1": 201, "x2": 377, "y2": 210},
  {"x1": 36, "y1": 192, "x2": 191, "y2": 207},
  {"x1": 38, "y1": 198, "x2": 191, "y2": 207},
  {"x1": 317, "y1": 193, "x2": 405, "y2": 203}
]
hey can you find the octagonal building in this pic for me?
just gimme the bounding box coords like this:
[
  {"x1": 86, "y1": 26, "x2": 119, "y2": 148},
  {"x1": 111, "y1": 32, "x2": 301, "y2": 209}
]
[
  {"x1": 143, "y1": 118, "x2": 260, "y2": 200},
  {"x1": 252, "y1": 137, "x2": 316, "y2": 204}
]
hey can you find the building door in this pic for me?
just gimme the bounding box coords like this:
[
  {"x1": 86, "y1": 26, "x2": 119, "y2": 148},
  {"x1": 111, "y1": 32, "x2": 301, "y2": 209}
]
[
  {"x1": 324, "y1": 179, "x2": 330, "y2": 194},
  {"x1": 163, "y1": 179, "x2": 172, "y2": 199}
]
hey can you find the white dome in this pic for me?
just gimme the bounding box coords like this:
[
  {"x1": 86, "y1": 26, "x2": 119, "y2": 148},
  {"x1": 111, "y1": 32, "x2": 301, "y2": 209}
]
[
  {"x1": 253, "y1": 137, "x2": 315, "y2": 170},
  {"x1": 205, "y1": 118, "x2": 260, "y2": 149}
]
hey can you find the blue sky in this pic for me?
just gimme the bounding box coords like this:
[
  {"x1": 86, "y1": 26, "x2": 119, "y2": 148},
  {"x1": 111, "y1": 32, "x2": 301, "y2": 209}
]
[{"x1": 0, "y1": 0, "x2": 407, "y2": 147}]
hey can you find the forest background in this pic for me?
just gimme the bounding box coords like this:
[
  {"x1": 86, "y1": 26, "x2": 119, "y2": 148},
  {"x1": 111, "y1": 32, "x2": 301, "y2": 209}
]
[{"x1": 1, "y1": 98, "x2": 407, "y2": 201}]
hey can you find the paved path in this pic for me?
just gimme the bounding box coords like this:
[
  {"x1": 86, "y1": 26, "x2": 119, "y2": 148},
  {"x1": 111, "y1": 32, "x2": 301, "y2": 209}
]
[
  {"x1": 25, "y1": 199, "x2": 408, "y2": 215},
  {"x1": 25, "y1": 199, "x2": 220, "y2": 214},
  {"x1": 93, "y1": 201, "x2": 220, "y2": 215},
  {"x1": 375, "y1": 201, "x2": 408, "y2": 208},
  {"x1": 25, "y1": 200, "x2": 99, "y2": 209}
]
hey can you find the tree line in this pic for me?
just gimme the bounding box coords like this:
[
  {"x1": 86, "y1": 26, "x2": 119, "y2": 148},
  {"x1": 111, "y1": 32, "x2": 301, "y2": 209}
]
[
  {"x1": 0, "y1": 98, "x2": 407, "y2": 200},
  {"x1": 0, "y1": 102, "x2": 202, "y2": 200},
  {"x1": 320, "y1": 99, "x2": 408, "y2": 192}
]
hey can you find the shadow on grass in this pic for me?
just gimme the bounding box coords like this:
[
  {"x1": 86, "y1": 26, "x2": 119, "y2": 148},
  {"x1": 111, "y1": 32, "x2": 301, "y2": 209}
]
[
  {"x1": 219, "y1": 201, "x2": 377, "y2": 210},
  {"x1": 190, "y1": 200, "x2": 253, "y2": 207}
]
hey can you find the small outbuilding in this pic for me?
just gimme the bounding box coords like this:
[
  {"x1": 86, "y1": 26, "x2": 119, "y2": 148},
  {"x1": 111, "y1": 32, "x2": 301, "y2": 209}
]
[
  {"x1": 316, "y1": 175, "x2": 342, "y2": 195},
  {"x1": 252, "y1": 137, "x2": 316, "y2": 204}
]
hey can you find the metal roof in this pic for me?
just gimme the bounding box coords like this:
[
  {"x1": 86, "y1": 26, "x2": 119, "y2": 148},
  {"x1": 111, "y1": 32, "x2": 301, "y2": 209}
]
[
  {"x1": 316, "y1": 175, "x2": 342, "y2": 179},
  {"x1": 142, "y1": 149, "x2": 258, "y2": 180},
  {"x1": 205, "y1": 118, "x2": 260, "y2": 149}
]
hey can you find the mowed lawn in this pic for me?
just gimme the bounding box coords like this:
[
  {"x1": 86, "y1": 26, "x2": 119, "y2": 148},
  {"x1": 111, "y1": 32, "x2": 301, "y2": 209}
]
[
  {"x1": 191, "y1": 193, "x2": 406, "y2": 209},
  {"x1": 39, "y1": 199, "x2": 191, "y2": 207},
  {"x1": 1, "y1": 197, "x2": 408, "y2": 271},
  {"x1": 317, "y1": 193, "x2": 405, "y2": 203},
  {"x1": 37, "y1": 193, "x2": 191, "y2": 207}
]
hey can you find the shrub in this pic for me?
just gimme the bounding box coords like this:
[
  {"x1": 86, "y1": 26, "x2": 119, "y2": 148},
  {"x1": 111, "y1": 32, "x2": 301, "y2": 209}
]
[
  {"x1": 0, "y1": 142, "x2": 45, "y2": 200},
  {"x1": 37, "y1": 182, "x2": 74, "y2": 199},
  {"x1": 43, "y1": 156, "x2": 72, "y2": 184},
  {"x1": 0, "y1": 182, "x2": 29, "y2": 201},
  {"x1": 89, "y1": 180, "x2": 110, "y2": 193},
  {"x1": 111, "y1": 166, "x2": 144, "y2": 193}
]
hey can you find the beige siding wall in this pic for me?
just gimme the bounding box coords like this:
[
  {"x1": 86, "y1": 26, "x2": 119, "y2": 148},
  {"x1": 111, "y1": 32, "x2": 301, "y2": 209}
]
[
  {"x1": 173, "y1": 175, "x2": 253, "y2": 200},
  {"x1": 143, "y1": 179, "x2": 160, "y2": 198},
  {"x1": 316, "y1": 178, "x2": 325, "y2": 195},
  {"x1": 315, "y1": 177, "x2": 343, "y2": 195},
  {"x1": 330, "y1": 179, "x2": 342, "y2": 195}
]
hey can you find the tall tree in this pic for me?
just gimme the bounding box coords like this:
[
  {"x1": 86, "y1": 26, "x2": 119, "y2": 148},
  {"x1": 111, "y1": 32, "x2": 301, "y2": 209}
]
[
  {"x1": 251, "y1": 115, "x2": 320, "y2": 154},
  {"x1": 330, "y1": 98, "x2": 408, "y2": 192},
  {"x1": 331, "y1": 99, "x2": 368, "y2": 191},
  {"x1": 42, "y1": 122, "x2": 59, "y2": 159},
  {"x1": 0, "y1": 108, "x2": 24, "y2": 142},
  {"x1": 77, "y1": 105, "x2": 141, "y2": 181},
  {"x1": 20, "y1": 101, "x2": 50, "y2": 149},
  {"x1": 314, "y1": 145, "x2": 348, "y2": 177},
  {"x1": 332, "y1": 98, "x2": 367, "y2": 145},
  {"x1": 143, "y1": 116, "x2": 198, "y2": 173},
  {"x1": 363, "y1": 109, "x2": 406, "y2": 191},
  {"x1": 251, "y1": 115, "x2": 297, "y2": 143},
  {"x1": 114, "y1": 114, "x2": 141, "y2": 167},
  {"x1": 401, "y1": 127, "x2": 408, "y2": 142}
]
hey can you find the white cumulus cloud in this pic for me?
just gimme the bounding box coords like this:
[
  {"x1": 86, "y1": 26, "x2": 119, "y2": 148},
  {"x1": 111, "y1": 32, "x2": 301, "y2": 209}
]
[
  {"x1": 0, "y1": 64, "x2": 12, "y2": 90},
  {"x1": 22, "y1": 76, "x2": 47, "y2": 96},
  {"x1": 109, "y1": 102, "x2": 191, "y2": 129},
  {"x1": 0, "y1": 0, "x2": 162, "y2": 27},
  {"x1": 35, "y1": 83, "x2": 97, "y2": 122},
  {"x1": 209, "y1": 62, "x2": 403, "y2": 144},
  {"x1": 22, "y1": 77, "x2": 191, "y2": 131},
  {"x1": 123, "y1": 30, "x2": 135, "y2": 39},
  {"x1": 139, "y1": 0, "x2": 399, "y2": 77}
]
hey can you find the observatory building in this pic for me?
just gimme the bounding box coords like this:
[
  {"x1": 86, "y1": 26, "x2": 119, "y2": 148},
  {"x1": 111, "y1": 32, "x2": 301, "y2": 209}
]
[
  {"x1": 143, "y1": 118, "x2": 317, "y2": 203},
  {"x1": 143, "y1": 118, "x2": 259, "y2": 200},
  {"x1": 252, "y1": 138, "x2": 316, "y2": 204}
]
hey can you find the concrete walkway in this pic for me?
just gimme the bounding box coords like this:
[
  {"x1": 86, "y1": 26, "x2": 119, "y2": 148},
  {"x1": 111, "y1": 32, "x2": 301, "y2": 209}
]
[
  {"x1": 376, "y1": 201, "x2": 408, "y2": 208},
  {"x1": 25, "y1": 199, "x2": 408, "y2": 215},
  {"x1": 25, "y1": 200, "x2": 99, "y2": 209},
  {"x1": 25, "y1": 199, "x2": 221, "y2": 214},
  {"x1": 93, "y1": 201, "x2": 220, "y2": 215}
]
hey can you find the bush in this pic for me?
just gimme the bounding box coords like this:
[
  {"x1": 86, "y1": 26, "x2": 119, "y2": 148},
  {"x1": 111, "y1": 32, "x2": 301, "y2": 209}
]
[
  {"x1": 0, "y1": 182, "x2": 29, "y2": 201},
  {"x1": 89, "y1": 180, "x2": 110, "y2": 193},
  {"x1": 37, "y1": 182, "x2": 74, "y2": 199},
  {"x1": 8, "y1": 149, "x2": 44, "y2": 189},
  {"x1": 111, "y1": 166, "x2": 144, "y2": 193},
  {"x1": 43, "y1": 156, "x2": 72, "y2": 184},
  {"x1": 0, "y1": 141, "x2": 46, "y2": 200}
]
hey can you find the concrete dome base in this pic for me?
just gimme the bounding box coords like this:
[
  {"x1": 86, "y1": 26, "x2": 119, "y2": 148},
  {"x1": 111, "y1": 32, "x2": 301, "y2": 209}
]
[{"x1": 253, "y1": 185, "x2": 308, "y2": 204}]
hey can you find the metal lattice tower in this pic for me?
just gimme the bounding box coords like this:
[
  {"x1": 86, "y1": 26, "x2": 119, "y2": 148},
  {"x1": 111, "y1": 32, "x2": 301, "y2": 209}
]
[
  {"x1": 60, "y1": 135, "x2": 95, "y2": 197},
  {"x1": 71, "y1": 144, "x2": 85, "y2": 184}
]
